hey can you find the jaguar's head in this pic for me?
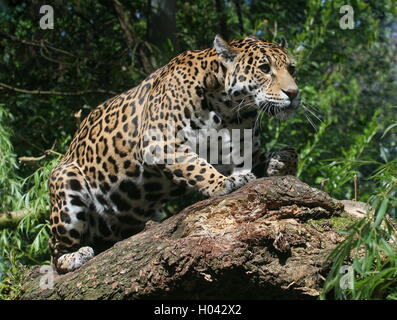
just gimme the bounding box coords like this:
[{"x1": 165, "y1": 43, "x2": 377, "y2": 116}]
[{"x1": 214, "y1": 35, "x2": 300, "y2": 120}]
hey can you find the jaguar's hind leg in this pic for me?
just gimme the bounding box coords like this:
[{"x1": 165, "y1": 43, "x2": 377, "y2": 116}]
[{"x1": 48, "y1": 163, "x2": 95, "y2": 273}]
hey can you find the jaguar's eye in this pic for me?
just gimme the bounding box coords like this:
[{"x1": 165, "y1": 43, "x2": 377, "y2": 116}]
[
  {"x1": 288, "y1": 65, "x2": 296, "y2": 76},
  {"x1": 259, "y1": 64, "x2": 270, "y2": 73}
]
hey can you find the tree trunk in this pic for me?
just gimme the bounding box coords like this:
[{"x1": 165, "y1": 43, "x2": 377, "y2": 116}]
[
  {"x1": 148, "y1": 0, "x2": 177, "y2": 49},
  {"x1": 112, "y1": 0, "x2": 154, "y2": 74},
  {"x1": 233, "y1": 0, "x2": 244, "y2": 35},
  {"x1": 215, "y1": 0, "x2": 229, "y2": 40},
  {"x1": 21, "y1": 176, "x2": 345, "y2": 300}
]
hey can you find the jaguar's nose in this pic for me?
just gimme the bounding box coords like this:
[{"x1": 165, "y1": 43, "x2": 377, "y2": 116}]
[{"x1": 282, "y1": 89, "x2": 299, "y2": 100}]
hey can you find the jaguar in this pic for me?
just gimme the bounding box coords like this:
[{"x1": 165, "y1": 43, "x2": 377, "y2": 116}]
[{"x1": 48, "y1": 35, "x2": 300, "y2": 273}]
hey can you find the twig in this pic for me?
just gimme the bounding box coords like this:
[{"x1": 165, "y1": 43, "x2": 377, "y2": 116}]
[
  {"x1": 354, "y1": 174, "x2": 358, "y2": 201},
  {"x1": 18, "y1": 155, "x2": 46, "y2": 162},
  {"x1": 45, "y1": 149, "x2": 63, "y2": 157},
  {"x1": 0, "y1": 29, "x2": 77, "y2": 58},
  {"x1": 18, "y1": 148, "x2": 63, "y2": 165},
  {"x1": 0, "y1": 82, "x2": 117, "y2": 96},
  {"x1": 0, "y1": 209, "x2": 30, "y2": 229},
  {"x1": 0, "y1": 206, "x2": 51, "y2": 229},
  {"x1": 320, "y1": 178, "x2": 329, "y2": 191},
  {"x1": 40, "y1": 46, "x2": 72, "y2": 65}
]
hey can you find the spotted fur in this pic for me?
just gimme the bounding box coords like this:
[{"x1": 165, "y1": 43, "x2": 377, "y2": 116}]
[{"x1": 48, "y1": 35, "x2": 300, "y2": 273}]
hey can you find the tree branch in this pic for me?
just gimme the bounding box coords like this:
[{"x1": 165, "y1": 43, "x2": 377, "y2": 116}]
[
  {"x1": 0, "y1": 210, "x2": 29, "y2": 229},
  {"x1": 0, "y1": 30, "x2": 77, "y2": 58},
  {"x1": 0, "y1": 82, "x2": 117, "y2": 96},
  {"x1": 111, "y1": 0, "x2": 154, "y2": 75}
]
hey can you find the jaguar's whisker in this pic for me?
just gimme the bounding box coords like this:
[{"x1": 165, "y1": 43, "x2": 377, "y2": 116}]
[
  {"x1": 303, "y1": 110, "x2": 317, "y2": 131},
  {"x1": 302, "y1": 104, "x2": 323, "y2": 124}
]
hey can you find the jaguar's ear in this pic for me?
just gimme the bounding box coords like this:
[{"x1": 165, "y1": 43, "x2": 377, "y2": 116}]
[
  {"x1": 279, "y1": 37, "x2": 288, "y2": 49},
  {"x1": 214, "y1": 34, "x2": 237, "y2": 67}
]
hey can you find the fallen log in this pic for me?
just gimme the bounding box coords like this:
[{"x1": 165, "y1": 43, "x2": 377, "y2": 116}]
[{"x1": 21, "y1": 176, "x2": 345, "y2": 300}]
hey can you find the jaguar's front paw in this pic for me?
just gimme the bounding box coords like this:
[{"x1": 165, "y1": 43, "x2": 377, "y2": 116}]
[
  {"x1": 56, "y1": 246, "x2": 95, "y2": 274},
  {"x1": 265, "y1": 146, "x2": 298, "y2": 177},
  {"x1": 222, "y1": 171, "x2": 256, "y2": 195}
]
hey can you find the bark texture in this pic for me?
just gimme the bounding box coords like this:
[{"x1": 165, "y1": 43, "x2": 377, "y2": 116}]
[{"x1": 21, "y1": 176, "x2": 345, "y2": 300}]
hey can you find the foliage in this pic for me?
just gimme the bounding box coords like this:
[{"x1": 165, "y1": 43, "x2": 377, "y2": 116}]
[
  {"x1": 0, "y1": 0, "x2": 396, "y2": 299},
  {"x1": 0, "y1": 105, "x2": 59, "y2": 299},
  {"x1": 321, "y1": 158, "x2": 397, "y2": 300},
  {"x1": 0, "y1": 152, "x2": 58, "y2": 299}
]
